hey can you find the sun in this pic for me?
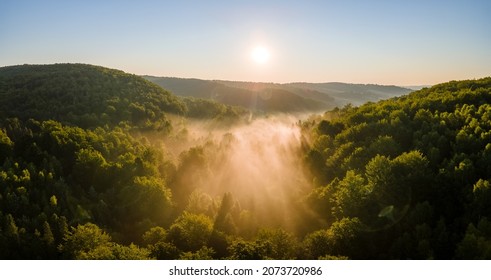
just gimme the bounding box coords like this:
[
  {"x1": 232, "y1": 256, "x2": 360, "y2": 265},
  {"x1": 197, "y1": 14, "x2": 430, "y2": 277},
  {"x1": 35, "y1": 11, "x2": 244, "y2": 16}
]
[{"x1": 251, "y1": 46, "x2": 270, "y2": 64}]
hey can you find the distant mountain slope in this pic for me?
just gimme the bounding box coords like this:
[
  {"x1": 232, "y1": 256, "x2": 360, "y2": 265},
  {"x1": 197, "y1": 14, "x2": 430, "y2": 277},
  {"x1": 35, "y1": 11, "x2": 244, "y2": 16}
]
[
  {"x1": 214, "y1": 80, "x2": 338, "y2": 105},
  {"x1": 286, "y1": 82, "x2": 412, "y2": 105},
  {"x1": 145, "y1": 76, "x2": 412, "y2": 112},
  {"x1": 143, "y1": 76, "x2": 224, "y2": 99},
  {"x1": 0, "y1": 64, "x2": 187, "y2": 130},
  {"x1": 144, "y1": 76, "x2": 329, "y2": 113},
  {"x1": 405, "y1": 85, "x2": 431, "y2": 91},
  {"x1": 219, "y1": 80, "x2": 411, "y2": 106}
]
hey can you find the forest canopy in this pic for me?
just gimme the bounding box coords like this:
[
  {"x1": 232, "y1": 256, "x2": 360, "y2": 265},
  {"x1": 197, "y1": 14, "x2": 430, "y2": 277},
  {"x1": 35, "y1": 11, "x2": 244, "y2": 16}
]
[{"x1": 0, "y1": 64, "x2": 490, "y2": 259}]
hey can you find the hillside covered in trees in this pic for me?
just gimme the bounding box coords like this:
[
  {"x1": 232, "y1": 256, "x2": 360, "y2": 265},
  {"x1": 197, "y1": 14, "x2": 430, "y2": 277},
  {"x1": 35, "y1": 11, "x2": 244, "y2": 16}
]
[
  {"x1": 144, "y1": 76, "x2": 411, "y2": 112},
  {"x1": 0, "y1": 64, "x2": 246, "y2": 130},
  {"x1": 302, "y1": 77, "x2": 491, "y2": 259},
  {"x1": 0, "y1": 64, "x2": 490, "y2": 259}
]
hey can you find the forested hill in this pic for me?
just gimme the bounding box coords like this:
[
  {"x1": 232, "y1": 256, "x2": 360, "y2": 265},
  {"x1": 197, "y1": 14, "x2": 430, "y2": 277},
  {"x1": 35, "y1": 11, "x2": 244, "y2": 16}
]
[
  {"x1": 285, "y1": 82, "x2": 412, "y2": 106},
  {"x1": 302, "y1": 77, "x2": 491, "y2": 259},
  {"x1": 145, "y1": 76, "x2": 412, "y2": 112},
  {"x1": 144, "y1": 76, "x2": 329, "y2": 113},
  {"x1": 1, "y1": 63, "x2": 491, "y2": 260},
  {"x1": 0, "y1": 64, "x2": 246, "y2": 259},
  {"x1": 218, "y1": 80, "x2": 412, "y2": 106},
  {"x1": 0, "y1": 64, "x2": 191, "y2": 130}
]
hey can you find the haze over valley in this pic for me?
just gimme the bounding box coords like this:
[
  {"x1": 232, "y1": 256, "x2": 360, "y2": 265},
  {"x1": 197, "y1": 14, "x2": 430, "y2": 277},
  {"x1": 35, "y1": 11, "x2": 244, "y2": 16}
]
[
  {"x1": 1, "y1": 0, "x2": 490, "y2": 261},
  {"x1": 144, "y1": 76, "x2": 412, "y2": 112}
]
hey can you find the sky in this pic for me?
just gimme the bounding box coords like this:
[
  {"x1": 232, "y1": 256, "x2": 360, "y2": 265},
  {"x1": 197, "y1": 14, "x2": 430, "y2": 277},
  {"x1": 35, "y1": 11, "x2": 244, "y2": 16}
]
[{"x1": 1, "y1": 0, "x2": 490, "y2": 85}]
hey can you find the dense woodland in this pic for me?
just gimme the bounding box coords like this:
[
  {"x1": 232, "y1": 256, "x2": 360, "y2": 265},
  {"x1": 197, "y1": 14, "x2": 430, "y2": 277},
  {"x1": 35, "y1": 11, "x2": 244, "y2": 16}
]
[
  {"x1": 302, "y1": 77, "x2": 491, "y2": 259},
  {"x1": 0, "y1": 64, "x2": 490, "y2": 259}
]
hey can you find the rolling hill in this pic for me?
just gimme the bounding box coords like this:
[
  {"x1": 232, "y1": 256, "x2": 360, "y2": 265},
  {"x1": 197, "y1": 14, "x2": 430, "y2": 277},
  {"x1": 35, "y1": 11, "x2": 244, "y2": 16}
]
[
  {"x1": 143, "y1": 76, "x2": 330, "y2": 113},
  {"x1": 302, "y1": 76, "x2": 491, "y2": 259},
  {"x1": 144, "y1": 76, "x2": 413, "y2": 112},
  {"x1": 1, "y1": 62, "x2": 491, "y2": 260},
  {"x1": 0, "y1": 64, "x2": 248, "y2": 130},
  {"x1": 0, "y1": 64, "x2": 187, "y2": 130},
  {"x1": 285, "y1": 82, "x2": 412, "y2": 105}
]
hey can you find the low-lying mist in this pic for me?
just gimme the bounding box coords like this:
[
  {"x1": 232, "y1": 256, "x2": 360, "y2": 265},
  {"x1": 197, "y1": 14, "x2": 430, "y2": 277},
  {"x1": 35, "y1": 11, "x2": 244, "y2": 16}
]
[{"x1": 163, "y1": 114, "x2": 315, "y2": 233}]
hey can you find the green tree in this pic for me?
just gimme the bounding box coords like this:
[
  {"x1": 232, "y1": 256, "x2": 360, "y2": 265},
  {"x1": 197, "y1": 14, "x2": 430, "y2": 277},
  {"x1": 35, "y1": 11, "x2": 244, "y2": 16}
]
[
  {"x1": 0, "y1": 129, "x2": 13, "y2": 161},
  {"x1": 472, "y1": 179, "x2": 491, "y2": 216},
  {"x1": 213, "y1": 192, "x2": 238, "y2": 235},
  {"x1": 455, "y1": 218, "x2": 491, "y2": 259},
  {"x1": 142, "y1": 226, "x2": 167, "y2": 246},
  {"x1": 141, "y1": 226, "x2": 180, "y2": 259},
  {"x1": 167, "y1": 212, "x2": 213, "y2": 252},
  {"x1": 303, "y1": 230, "x2": 330, "y2": 259},
  {"x1": 228, "y1": 239, "x2": 264, "y2": 260},
  {"x1": 111, "y1": 243, "x2": 152, "y2": 260},
  {"x1": 179, "y1": 246, "x2": 215, "y2": 260},
  {"x1": 59, "y1": 223, "x2": 113, "y2": 259},
  {"x1": 255, "y1": 228, "x2": 299, "y2": 259},
  {"x1": 42, "y1": 221, "x2": 55, "y2": 246},
  {"x1": 332, "y1": 171, "x2": 370, "y2": 219}
]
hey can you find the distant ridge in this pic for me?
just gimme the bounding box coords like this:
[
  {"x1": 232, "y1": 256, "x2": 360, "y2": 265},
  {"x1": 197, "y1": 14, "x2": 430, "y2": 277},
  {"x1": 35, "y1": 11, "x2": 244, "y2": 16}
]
[
  {"x1": 144, "y1": 76, "x2": 412, "y2": 112},
  {"x1": 404, "y1": 85, "x2": 431, "y2": 91},
  {"x1": 143, "y1": 76, "x2": 330, "y2": 113}
]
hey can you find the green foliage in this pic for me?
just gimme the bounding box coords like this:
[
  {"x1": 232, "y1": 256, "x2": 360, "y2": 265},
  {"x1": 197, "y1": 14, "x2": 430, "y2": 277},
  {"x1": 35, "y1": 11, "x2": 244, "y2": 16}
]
[
  {"x1": 170, "y1": 147, "x2": 210, "y2": 207},
  {"x1": 318, "y1": 255, "x2": 349, "y2": 260},
  {"x1": 472, "y1": 179, "x2": 491, "y2": 215},
  {"x1": 110, "y1": 243, "x2": 152, "y2": 260},
  {"x1": 0, "y1": 64, "x2": 186, "y2": 130},
  {"x1": 303, "y1": 230, "x2": 330, "y2": 259},
  {"x1": 0, "y1": 129, "x2": 13, "y2": 161},
  {"x1": 255, "y1": 228, "x2": 299, "y2": 259},
  {"x1": 42, "y1": 221, "x2": 55, "y2": 246},
  {"x1": 303, "y1": 218, "x2": 363, "y2": 259},
  {"x1": 59, "y1": 223, "x2": 113, "y2": 259},
  {"x1": 1, "y1": 64, "x2": 490, "y2": 259},
  {"x1": 227, "y1": 228, "x2": 299, "y2": 260},
  {"x1": 303, "y1": 77, "x2": 491, "y2": 259},
  {"x1": 167, "y1": 212, "x2": 213, "y2": 252},
  {"x1": 142, "y1": 227, "x2": 180, "y2": 259},
  {"x1": 59, "y1": 223, "x2": 151, "y2": 260},
  {"x1": 142, "y1": 226, "x2": 167, "y2": 246},
  {"x1": 332, "y1": 171, "x2": 370, "y2": 219},
  {"x1": 213, "y1": 192, "x2": 239, "y2": 235},
  {"x1": 179, "y1": 246, "x2": 215, "y2": 260},
  {"x1": 0, "y1": 118, "x2": 175, "y2": 257},
  {"x1": 455, "y1": 218, "x2": 491, "y2": 259},
  {"x1": 183, "y1": 97, "x2": 248, "y2": 122},
  {"x1": 185, "y1": 190, "x2": 216, "y2": 216}
]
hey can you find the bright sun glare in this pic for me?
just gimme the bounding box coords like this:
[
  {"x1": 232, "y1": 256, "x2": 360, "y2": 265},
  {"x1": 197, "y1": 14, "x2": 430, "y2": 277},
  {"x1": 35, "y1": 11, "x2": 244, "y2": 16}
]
[{"x1": 251, "y1": 46, "x2": 270, "y2": 64}]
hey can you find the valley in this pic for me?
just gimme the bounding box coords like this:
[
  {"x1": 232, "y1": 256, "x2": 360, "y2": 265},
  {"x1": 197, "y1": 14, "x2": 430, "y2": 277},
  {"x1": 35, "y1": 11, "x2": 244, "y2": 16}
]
[{"x1": 0, "y1": 64, "x2": 490, "y2": 260}]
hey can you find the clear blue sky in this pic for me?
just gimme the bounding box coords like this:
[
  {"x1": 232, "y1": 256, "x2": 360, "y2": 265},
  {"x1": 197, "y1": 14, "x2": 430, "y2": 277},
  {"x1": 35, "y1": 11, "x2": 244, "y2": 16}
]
[{"x1": 1, "y1": 0, "x2": 490, "y2": 85}]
